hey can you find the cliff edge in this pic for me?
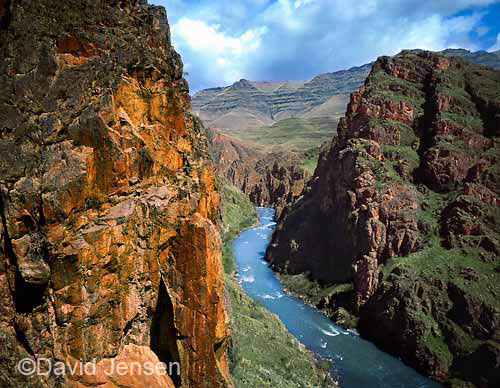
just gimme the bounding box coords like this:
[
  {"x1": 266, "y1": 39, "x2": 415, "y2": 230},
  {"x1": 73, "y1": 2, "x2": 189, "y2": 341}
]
[{"x1": 0, "y1": 1, "x2": 231, "y2": 387}]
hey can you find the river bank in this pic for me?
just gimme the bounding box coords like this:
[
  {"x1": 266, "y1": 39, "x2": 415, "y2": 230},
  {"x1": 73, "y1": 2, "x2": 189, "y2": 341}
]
[
  {"x1": 220, "y1": 183, "x2": 335, "y2": 387},
  {"x1": 235, "y1": 207, "x2": 442, "y2": 388}
]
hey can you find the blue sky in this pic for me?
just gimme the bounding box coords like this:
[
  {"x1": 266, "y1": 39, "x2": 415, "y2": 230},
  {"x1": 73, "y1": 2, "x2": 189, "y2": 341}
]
[{"x1": 151, "y1": 0, "x2": 500, "y2": 92}]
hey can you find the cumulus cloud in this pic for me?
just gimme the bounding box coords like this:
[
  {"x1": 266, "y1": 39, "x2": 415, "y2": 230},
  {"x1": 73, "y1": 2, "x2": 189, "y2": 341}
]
[
  {"x1": 152, "y1": 0, "x2": 500, "y2": 91},
  {"x1": 171, "y1": 18, "x2": 267, "y2": 89}
]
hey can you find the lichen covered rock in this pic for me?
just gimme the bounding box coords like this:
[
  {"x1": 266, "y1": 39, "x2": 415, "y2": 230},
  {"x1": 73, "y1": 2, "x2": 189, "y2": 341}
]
[{"x1": 0, "y1": 1, "x2": 231, "y2": 387}]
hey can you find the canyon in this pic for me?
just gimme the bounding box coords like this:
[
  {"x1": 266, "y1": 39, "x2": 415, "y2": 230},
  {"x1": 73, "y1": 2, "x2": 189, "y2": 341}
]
[
  {"x1": 194, "y1": 64, "x2": 373, "y2": 218},
  {"x1": 194, "y1": 49, "x2": 500, "y2": 217},
  {"x1": 1, "y1": 0, "x2": 500, "y2": 387},
  {"x1": 266, "y1": 50, "x2": 500, "y2": 387},
  {"x1": 0, "y1": 1, "x2": 331, "y2": 388}
]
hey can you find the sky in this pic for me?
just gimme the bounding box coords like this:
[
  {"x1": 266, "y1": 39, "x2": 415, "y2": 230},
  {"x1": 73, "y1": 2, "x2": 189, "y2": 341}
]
[{"x1": 151, "y1": 0, "x2": 500, "y2": 92}]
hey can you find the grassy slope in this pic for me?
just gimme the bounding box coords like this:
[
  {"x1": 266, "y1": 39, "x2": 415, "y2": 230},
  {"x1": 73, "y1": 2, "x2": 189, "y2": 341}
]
[
  {"x1": 220, "y1": 116, "x2": 335, "y2": 178},
  {"x1": 220, "y1": 182, "x2": 258, "y2": 274},
  {"x1": 219, "y1": 181, "x2": 334, "y2": 387},
  {"x1": 223, "y1": 117, "x2": 337, "y2": 153}
]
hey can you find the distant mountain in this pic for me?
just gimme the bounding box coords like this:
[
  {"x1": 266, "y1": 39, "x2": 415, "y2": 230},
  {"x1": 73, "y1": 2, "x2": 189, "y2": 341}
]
[
  {"x1": 193, "y1": 49, "x2": 500, "y2": 135},
  {"x1": 192, "y1": 63, "x2": 372, "y2": 133},
  {"x1": 440, "y1": 48, "x2": 500, "y2": 70},
  {"x1": 194, "y1": 48, "x2": 500, "y2": 213}
]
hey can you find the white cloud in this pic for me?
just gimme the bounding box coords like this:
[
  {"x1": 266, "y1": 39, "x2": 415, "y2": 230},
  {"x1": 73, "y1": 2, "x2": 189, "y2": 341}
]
[
  {"x1": 294, "y1": 0, "x2": 316, "y2": 9},
  {"x1": 488, "y1": 33, "x2": 500, "y2": 51},
  {"x1": 171, "y1": 17, "x2": 267, "y2": 89},
  {"x1": 152, "y1": 0, "x2": 500, "y2": 91}
]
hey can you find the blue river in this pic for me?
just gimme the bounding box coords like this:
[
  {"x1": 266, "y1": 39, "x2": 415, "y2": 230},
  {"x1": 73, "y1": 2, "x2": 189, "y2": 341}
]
[{"x1": 234, "y1": 207, "x2": 442, "y2": 388}]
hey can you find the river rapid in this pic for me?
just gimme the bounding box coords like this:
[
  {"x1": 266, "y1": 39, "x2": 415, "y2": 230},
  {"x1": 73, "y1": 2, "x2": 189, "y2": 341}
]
[{"x1": 234, "y1": 207, "x2": 442, "y2": 388}]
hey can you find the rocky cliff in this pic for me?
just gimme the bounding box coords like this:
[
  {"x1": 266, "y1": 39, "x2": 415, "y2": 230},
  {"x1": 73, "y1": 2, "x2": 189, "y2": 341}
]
[
  {"x1": 266, "y1": 51, "x2": 500, "y2": 387},
  {"x1": 208, "y1": 130, "x2": 307, "y2": 219},
  {"x1": 0, "y1": 1, "x2": 231, "y2": 388}
]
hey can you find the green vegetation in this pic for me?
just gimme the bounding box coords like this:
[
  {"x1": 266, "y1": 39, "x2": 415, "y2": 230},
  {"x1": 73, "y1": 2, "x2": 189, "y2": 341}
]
[
  {"x1": 382, "y1": 235, "x2": 500, "y2": 310},
  {"x1": 379, "y1": 232, "x2": 499, "y2": 371},
  {"x1": 219, "y1": 181, "x2": 335, "y2": 387},
  {"x1": 226, "y1": 277, "x2": 333, "y2": 387},
  {"x1": 381, "y1": 144, "x2": 419, "y2": 163},
  {"x1": 415, "y1": 189, "x2": 447, "y2": 238},
  {"x1": 366, "y1": 70, "x2": 426, "y2": 115},
  {"x1": 439, "y1": 111, "x2": 483, "y2": 131},
  {"x1": 277, "y1": 273, "x2": 358, "y2": 329},
  {"x1": 301, "y1": 147, "x2": 321, "y2": 175},
  {"x1": 278, "y1": 272, "x2": 351, "y2": 306},
  {"x1": 220, "y1": 182, "x2": 258, "y2": 274},
  {"x1": 224, "y1": 117, "x2": 337, "y2": 153},
  {"x1": 352, "y1": 140, "x2": 405, "y2": 190},
  {"x1": 369, "y1": 71, "x2": 425, "y2": 100},
  {"x1": 423, "y1": 332, "x2": 454, "y2": 367}
]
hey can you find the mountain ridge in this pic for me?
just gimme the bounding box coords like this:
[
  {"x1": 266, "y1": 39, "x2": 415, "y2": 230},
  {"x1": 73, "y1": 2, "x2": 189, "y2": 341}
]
[
  {"x1": 193, "y1": 48, "x2": 500, "y2": 133},
  {"x1": 265, "y1": 50, "x2": 500, "y2": 387}
]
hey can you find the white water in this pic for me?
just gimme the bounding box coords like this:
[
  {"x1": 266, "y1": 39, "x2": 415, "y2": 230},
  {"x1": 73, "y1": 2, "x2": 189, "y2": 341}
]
[{"x1": 234, "y1": 207, "x2": 442, "y2": 388}]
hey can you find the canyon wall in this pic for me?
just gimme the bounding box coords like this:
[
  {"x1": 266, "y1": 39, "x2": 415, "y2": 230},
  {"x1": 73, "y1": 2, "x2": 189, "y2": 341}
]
[
  {"x1": 195, "y1": 49, "x2": 500, "y2": 221},
  {"x1": 266, "y1": 51, "x2": 500, "y2": 387},
  {"x1": 208, "y1": 130, "x2": 307, "y2": 219},
  {"x1": 194, "y1": 67, "x2": 373, "y2": 214},
  {"x1": 0, "y1": 1, "x2": 231, "y2": 387}
]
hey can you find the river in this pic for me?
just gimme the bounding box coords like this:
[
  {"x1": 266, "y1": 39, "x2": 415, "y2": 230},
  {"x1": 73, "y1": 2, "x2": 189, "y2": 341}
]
[{"x1": 234, "y1": 207, "x2": 442, "y2": 388}]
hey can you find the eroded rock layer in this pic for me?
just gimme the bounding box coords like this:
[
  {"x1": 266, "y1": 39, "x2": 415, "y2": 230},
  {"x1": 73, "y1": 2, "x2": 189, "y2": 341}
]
[
  {"x1": 208, "y1": 129, "x2": 307, "y2": 219},
  {"x1": 0, "y1": 1, "x2": 231, "y2": 388},
  {"x1": 266, "y1": 51, "x2": 500, "y2": 387},
  {"x1": 192, "y1": 64, "x2": 372, "y2": 126}
]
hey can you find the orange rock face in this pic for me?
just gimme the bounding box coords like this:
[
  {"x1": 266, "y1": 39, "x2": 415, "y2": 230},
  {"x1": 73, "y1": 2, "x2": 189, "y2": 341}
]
[{"x1": 0, "y1": 1, "x2": 231, "y2": 388}]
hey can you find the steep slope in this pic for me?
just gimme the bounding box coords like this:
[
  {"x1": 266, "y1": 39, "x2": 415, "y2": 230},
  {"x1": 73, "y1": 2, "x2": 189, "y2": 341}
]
[
  {"x1": 266, "y1": 51, "x2": 500, "y2": 387},
  {"x1": 0, "y1": 1, "x2": 231, "y2": 388},
  {"x1": 208, "y1": 130, "x2": 307, "y2": 219}
]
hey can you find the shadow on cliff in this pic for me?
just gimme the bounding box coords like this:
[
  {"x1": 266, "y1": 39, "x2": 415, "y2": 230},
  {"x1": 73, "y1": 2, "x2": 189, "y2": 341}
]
[{"x1": 150, "y1": 278, "x2": 182, "y2": 387}]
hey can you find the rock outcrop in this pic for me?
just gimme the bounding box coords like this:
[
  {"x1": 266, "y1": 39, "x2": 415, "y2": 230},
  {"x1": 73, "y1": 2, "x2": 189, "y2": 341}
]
[
  {"x1": 266, "y1": 51, "x2": 500, "y2": 387},
  {"x1": 208, "y1": 130, "x2": 307, "y2": 219},
  {"x1": 0, "y1": 1, "x2": 231, "y2": 388}
]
